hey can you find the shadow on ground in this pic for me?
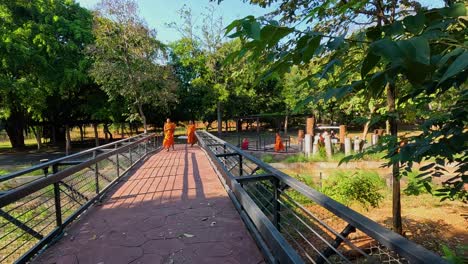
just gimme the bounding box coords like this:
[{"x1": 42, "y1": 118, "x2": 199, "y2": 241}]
[{"x1": 32, "y1": 145, "x2": 264, "y2": 264}]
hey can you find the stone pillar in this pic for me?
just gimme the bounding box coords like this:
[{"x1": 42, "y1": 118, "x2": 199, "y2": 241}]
[
  {"x1": 354, "y1": 138, "x2": 361, "y2": 153},
  {"x1": 324, "y1": 135, "x2": 332, "y2": 158},
  {"x1": 312, "y1": 135, "x2": 319, "y2": 155},
  {"x1": 304, "y1": 134, "x2": 312, "y2": 157},
  {"x1": 306, "y1": 117, "x2": 315, "y2": 135},
  {"x1": 372, "y1": 134, "x2": 379, "y2": 145},
  {"x1": 344, "y1": 137, "x2": 351, "y2": 155}
]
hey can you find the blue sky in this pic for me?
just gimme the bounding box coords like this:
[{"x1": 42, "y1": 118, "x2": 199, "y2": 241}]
[
  {"x1": 76, "y1": 0, "x2": 274, "y2": 44},
  {"x1": 77, "y1": 0, "x2": 445, "y2": 44}
]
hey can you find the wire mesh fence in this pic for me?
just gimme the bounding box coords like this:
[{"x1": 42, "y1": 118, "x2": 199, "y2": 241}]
[
  {"x1": 196, "y1": 130, "x2": 445, "y2": 264},
  {"x1": 0, "y1": 134, "x2": 162, "y2": 263}
]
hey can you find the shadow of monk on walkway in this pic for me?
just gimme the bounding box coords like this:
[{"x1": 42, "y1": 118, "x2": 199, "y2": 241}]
[{"x1": 33, "y1": 145, "x2": 264, "y2": 264}]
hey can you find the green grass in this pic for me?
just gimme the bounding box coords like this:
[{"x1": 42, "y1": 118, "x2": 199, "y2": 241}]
[
  {"x1": 278, "y1": 150, "x2": 386, "y2": 163},
  {"x1": 261, "y1": 154, "x2": 274, "y2": 163}
]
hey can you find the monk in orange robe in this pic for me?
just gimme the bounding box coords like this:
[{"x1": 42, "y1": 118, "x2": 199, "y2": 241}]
[
  {"x1": 187, "y1": 121, "x2": 196, "y2": 147},
  {"x1": 274, "y1": 132, "x2": 285, "y2": 152},
  {"x1": 163, "y1": 118, "x2": 176, "y2": 151}
]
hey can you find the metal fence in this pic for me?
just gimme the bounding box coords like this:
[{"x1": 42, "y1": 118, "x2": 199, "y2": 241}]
[
  {"x1": 0, "y1": 133, "x2": 162, "y2": 263},
  {"x1": 196, "y1": 130, "x2": 446, "y2": 264}
]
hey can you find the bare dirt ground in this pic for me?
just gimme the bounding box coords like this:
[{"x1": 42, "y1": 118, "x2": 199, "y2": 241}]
[{"x1": 353, "y1": 193, "x2": 467, "y2": 257}]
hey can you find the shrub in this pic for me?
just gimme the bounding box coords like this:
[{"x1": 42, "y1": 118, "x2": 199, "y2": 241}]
[
  {"x1": 284, "y1": 154, "x2": 308, "y2": 163},
  {"x1": 403, "y1": 170, "x2": 432, "y2": 196},
  {"x1": 321, "y1": 170, "x2": 386, "y2": 210},
  {"x1": 261, "y1": 154, "x2": 274, "y2": 163}
]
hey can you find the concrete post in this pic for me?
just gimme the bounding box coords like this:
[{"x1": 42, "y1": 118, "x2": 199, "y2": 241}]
[
  {"x1": 324, "y1": 135, "x2": 332, "y2": 158},
  {"x1": 372, "y1": 134, "x2": 379, "y2": 145},
  {"x1": 354, "y1": 138, "x2": 361, "y2": 153},
  {"x1": 304, "y1": 134, "x2": 312, "y2": 157},
  {"x1": 312, "y1": 135, "x2": 319, "y2": 155},
  {"x1": 344, "y1": 137, "x2": 351, "y2": 155}
]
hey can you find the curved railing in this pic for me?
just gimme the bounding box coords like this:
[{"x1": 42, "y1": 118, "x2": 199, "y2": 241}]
[
  {"x1": 0, "y1": 133, "x2": 162, "y2": 263},
  {"x1": 196, "y1": 130, "x2": 447, "y2": 264}
]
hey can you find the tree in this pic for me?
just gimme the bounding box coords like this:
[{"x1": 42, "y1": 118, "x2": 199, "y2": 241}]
[
  {"x1": 89, "y1": 0, "x2": 177, "y2": 133},
  {"x1": 224, "y1": 1, "x2": 467, "y2": 234},
  {"x1": 0, "y1": 0, "x2": 93, "y2": 148}
]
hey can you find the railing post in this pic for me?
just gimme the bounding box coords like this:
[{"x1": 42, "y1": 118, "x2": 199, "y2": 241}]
[
  {"x1": 273, "y1": 178, "x2": 281, "y2": 232},
  {"x1": 52, "y1": 165, "x2": 62, "y2": 228},
  {"x1": 93, "y1": 151, "x2": 99, "y2": 195},
  {"x1": 115, "y1": 144, "x2": 120, "y2": 178},
  {"x1": 129, "y1": 146, "x2": 133, "y2": 165},
  {"x1": 40, "y1": 159, "x2": 49, "y2": 177},
  {"x1": 145, "y1": 138, "x2": 148, "y2": 155},
  {"x1": 239, "y1": 154, "x2": 243, "y2": 176}
]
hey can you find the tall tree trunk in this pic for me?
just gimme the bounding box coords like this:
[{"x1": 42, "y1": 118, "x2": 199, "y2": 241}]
[
  {"x1": 217, "y1": 101, "x2": 222, "y2": 135},
  {"x1": 51, "y1": 125, "x2": 56, "y2": 145},
  {"x1": 284, "y1": 113, "x2": 289, "y2": 134},
  {"x1": 5, "y1": 108, "x2": 25, "y2": 148},
  {"x1": 104, "y1": 124, "x2": 108, "y2": 142},
  {"x1": 387, "y1": 82, "x2": 402, "y2": 234},
  {"x1": 93, "y1": 123, "x2": 99, "y2": 147},
  {"x1": 362, "y1": 106, "x2": 376, "y2": 142},
  {"x1": 65, "y1": 125, "x2": 71, "y2": 156},
  {"x1": 31, "y1": 126, "x2": 42, "y2": 150},
  {"x1": 79, "y1": 125, "x2": 84, "y2": 143},
  {"x1": 225, "y1": 120, "x2": 228, "y2": 132},
  {"x1": 137, "y1": 103, "x2": 147, "y2": 133},
  {"x1": 103, "y1": 124, "x2": 113, "y2": 142}
]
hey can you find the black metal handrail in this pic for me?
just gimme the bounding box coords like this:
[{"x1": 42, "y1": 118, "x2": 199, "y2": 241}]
[
  {"x1": 0, "y1": 133, "x2": 150, "y2": 184},
  {"x1": 196, "y1": 130, "x2": 446, "y2": 264},
  {"x1": 0, "y1": 133, "x2": 162, "y2": 263}
]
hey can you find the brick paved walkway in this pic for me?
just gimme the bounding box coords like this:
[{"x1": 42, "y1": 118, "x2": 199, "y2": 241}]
[{"x1": 33, "y1": 145, "x2": 264, "y2": 264}]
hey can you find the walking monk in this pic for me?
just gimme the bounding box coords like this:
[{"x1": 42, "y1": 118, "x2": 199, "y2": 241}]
[
  {"x1": 187, "y1": 121, "x2": 197, "y2": 147},
  {"x1": 163, "y1": 118, "x2": 176, "y2": 151},
  {"x1": 274, "y1": 132, "x2": 285, "y2": 152}
]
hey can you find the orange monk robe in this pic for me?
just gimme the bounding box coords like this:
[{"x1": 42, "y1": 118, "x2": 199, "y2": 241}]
[
  {"x1": 163, "y1": 122, "x2": 176, "y2": 148},
  {"x1": 187, "y1": 124, "x2": 196, "y2": 144},
  {"x1": 274, "y1": 133, "x2": 285, "y2": 152}
]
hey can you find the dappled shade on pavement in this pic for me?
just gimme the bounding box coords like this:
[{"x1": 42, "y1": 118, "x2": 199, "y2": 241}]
[{"x1": 33, "y1": 145, "x2": 264, "y2": 264}]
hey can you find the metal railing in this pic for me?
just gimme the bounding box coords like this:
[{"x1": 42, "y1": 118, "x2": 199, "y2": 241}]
[
  {"x1": 196, "y1": 130, "x2": 447, "y2": 264},
  {"x1": 0, "y1": 133, "x2": 162, "y2": 263}
]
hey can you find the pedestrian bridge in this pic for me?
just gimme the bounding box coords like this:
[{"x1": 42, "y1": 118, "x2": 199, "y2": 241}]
[{"x1": 0, "y1": 132, "x2": 446, "y2": 263}]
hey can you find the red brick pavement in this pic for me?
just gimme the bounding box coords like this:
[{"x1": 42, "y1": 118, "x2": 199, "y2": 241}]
[{"x1": 33, "y1": 145, "x2": 264, "y2": 264}]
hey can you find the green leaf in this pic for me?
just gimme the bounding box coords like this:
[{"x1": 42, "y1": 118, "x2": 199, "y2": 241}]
[
  {"x1": 366, "y1": 26, "x2": 382, "y2": 41},
  {"x1": 438, "y1": 48, "x2": 463, "y2": 67},
  {"x1": 403, "y1": 13, "x2": 425, "y2": 34},
  {"x1": 293, "y1": 95, "x2": 314, "y2": 113},
  {"x1": 224, "y1": 19, "x2": 241, "y2": 35},
  {"x1": 385, "y1": 21, "x2": 404, "y2": 36},
  {"x1": 361, "y1": 52, "x2": 380, "y2": 78},
  {"x1": 260, "y1": 25, "x2": 294, "y2": 47},
  {"x1": 439, "y1": 51, "x2": 468, "y2": 84},
  {"x1": 327, "y1": 36, "x2": 344, "y2": 50},
  {"x1": 439, "y1": 2, "x2": 467, "y2": 18},
  {"x1": 368, "y1": 71, "x2": 386, "y2": 97},
  {"x1": 370, "y1": 38, "x2": 403, "y2": 65},
  {"x1": 397, "y1": 37, "x2": 430, "y2": 65},
  {"x1": 322, "y1": 85, "x2": 353, "y2": 102},
  {"x1": 245, "y1": 21, "x2": 261, "y2": 40},
  {"x1": 300, "y1": 35, "x2": 322, "y2": 63}
]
